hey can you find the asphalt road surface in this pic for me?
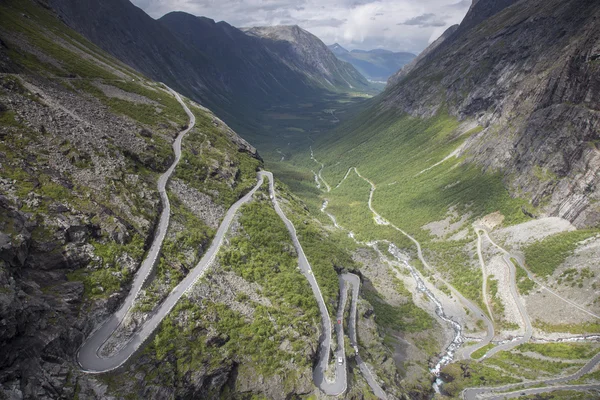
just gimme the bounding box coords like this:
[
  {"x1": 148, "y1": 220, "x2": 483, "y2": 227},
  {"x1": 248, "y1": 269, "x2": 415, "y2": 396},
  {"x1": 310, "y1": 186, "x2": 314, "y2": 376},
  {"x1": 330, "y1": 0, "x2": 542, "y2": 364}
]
[
  {"x1": 78, "y1": 86, "x2": 198, "y2": 372},
  {"x1": 340, "y1": 273, "x2": 388, "y2": 399},
  {"x1": 262, "y1": 171, "x2": 347, "y2": 395},
  {"x1": 463, "y1": 332, "x2": 600, "y2": 399},
  {"x1": 78, "y1": 90, "x2": 349, "y2": 396},
  {"x1": 475, "y1": 228, "x2": 532, "y2": 359}
]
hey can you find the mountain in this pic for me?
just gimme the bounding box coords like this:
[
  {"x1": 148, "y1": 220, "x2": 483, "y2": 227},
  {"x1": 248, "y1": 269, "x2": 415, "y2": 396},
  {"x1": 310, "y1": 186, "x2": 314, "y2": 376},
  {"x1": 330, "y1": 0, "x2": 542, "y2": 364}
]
[
  {"x1": 1, "y1": 2, "x2": 425, "y2": 398},
  {"x1": 0, "y1": 1, "x2": 359, "y2": 398},
  {"x1": 384, "y1": 0, "x2": 600, "y2": 227},
  {"x1": 157, "y1": 13, "x2": 320, "y2": 108},
  {"x1": 243, "y1": 25, "x2": 371, "y2": 91},
  {"x1": 308, "y1": 0, "x2": 600, "y2": 344},
  {"x1": 387, "y1": 24, "x2": 459, "y2": 86},
  {"x1": 318, "y1": 0, "x2": 600, "y2": 229},
  {"x1": 46, "y1": 0, "x2": 372, "y2": 142},
  {"x1": 329, "y1": 42, "x2": 349, "y2": 55},
  {"x1": 328, "y1": 45, "x2": 416, "y2": 82},
  {"x1": 302, "y1": 1, "x2": 600, "y2": 395}
]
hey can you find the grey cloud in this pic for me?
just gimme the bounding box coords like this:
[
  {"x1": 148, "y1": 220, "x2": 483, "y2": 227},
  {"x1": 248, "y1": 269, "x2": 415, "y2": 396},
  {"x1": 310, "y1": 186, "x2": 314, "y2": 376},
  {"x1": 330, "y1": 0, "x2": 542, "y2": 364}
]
[
  {"x1": 301, "y1": 18, "x2": 347, "y2": 28},
  {"x1": 399, "y1": 13, "x2": 447, "y2": 27},
  {"x1": 131, "y1": 0, "x2": 471, "y2": 54},
  {"x1": 448, "y1": 0, "x2": 472, "y2": 8}
]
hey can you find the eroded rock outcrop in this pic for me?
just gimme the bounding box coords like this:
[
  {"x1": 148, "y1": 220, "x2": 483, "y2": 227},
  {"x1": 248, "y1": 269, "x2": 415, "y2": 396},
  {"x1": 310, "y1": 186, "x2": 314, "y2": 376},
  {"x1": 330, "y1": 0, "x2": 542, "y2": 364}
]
[{"x1": 383, "y1": 0, "x2": 600, "y2": 227}]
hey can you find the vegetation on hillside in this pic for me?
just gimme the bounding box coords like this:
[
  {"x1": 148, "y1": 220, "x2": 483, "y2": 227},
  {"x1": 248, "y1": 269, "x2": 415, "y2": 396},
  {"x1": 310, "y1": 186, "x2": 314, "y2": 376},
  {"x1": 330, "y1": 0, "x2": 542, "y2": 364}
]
[
  {"x1": 274, "y1": 108, "x2": 533, "y2": 309},
  {"x1": 107, "y1": 190, "x2": 321, "y2": 396},
  {"x1": 523, "y1": 230, "x2": 599, "y2": 277}
]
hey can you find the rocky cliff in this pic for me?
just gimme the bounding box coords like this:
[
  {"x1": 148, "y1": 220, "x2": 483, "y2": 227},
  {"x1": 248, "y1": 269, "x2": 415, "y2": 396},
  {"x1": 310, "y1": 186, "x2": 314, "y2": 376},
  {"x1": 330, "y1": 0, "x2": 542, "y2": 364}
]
[
  {"x1": 243, "y1": 25, "x2": 371, "y2": 92},
  {"x1": 0, "y1": 1, "x2": 328, "y2": 398},
  {"x1": 47, "y1": 0, "x2": 372, "y2": 140},
  {"x1": 382, "y1": 0, "x2": 600, "y2": 227},
  {"x1": 387, "y1": 24, "x2": 458, "y2": 86}
]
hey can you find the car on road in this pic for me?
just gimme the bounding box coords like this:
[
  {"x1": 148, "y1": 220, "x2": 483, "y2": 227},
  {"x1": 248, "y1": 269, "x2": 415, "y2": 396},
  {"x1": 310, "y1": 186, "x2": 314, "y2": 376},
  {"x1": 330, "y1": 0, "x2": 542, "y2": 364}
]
[{"x1": 338, "y1": 356, "x2": 343, "y2": 365}]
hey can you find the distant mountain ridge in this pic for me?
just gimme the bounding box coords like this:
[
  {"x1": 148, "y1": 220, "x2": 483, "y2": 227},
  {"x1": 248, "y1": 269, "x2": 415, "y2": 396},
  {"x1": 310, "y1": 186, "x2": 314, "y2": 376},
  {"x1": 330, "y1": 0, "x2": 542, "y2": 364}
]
[
  {"x1": 47, "y1": 0, "x2": 372, "y2": 139},
  {"x1": 321, "y1": 0, "x2": 600, "y2": 228},
  {"x1": 243, "y1": 26, "x2": 370, "y2": 91},
  {"x1": 328, "y1": 43, "x2": 416, "y2": 82}
]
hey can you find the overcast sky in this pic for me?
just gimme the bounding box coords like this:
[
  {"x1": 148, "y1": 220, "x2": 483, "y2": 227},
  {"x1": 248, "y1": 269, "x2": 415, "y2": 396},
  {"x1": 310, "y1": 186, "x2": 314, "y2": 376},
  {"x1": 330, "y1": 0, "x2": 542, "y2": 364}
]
[{"x1": 130, "y1": 0, "x2": 472, "y2": 54}]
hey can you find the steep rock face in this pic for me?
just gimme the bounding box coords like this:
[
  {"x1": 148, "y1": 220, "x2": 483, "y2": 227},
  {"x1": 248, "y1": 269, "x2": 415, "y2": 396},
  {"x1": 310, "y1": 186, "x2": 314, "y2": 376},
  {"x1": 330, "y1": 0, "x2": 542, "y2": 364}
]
[
  {"x1": 244, "y1": 25, "x2": 371, "y2": 91},
  {"x1": 0, "y1": 1, "x2": 263, "y2": 397},
  {"x1": 458, "y1": 0, "x2": 520, "y2": 33},
  {"x1": 387, "y1": 24, "x2": 458, "y2": 86},
  {"x1": 47, "y1": 0, "x2": 371, "y2": 140},
  {"x1": 157, "y1": 12, "x2": 317, "y2": 108},
  {"x1": 382, "y1": 0, "x2": 600, "y2": 227}
]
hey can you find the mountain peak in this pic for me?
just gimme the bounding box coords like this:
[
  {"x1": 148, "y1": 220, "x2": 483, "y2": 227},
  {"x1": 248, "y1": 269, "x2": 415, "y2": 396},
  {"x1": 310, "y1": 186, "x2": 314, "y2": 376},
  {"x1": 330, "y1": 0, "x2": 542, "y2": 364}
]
[
  {"x1": 243, "y1": 25, "x2": 313, "y2": 45},
  {"x1": 243, "y1": 25, "x2": 369, "y2": 90},
  {"x1": 329, "y1": 43, "x2": 349, "y2": 55}
]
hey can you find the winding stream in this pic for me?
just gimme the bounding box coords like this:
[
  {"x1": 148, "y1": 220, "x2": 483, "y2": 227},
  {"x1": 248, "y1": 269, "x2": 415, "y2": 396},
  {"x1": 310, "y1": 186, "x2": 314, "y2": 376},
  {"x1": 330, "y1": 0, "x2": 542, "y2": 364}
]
[
  {"x1": 320, "y1": 196, "x2": 465, "y2": 392},
  {"x1": 314, "y1": 159, "x2": 600, "y2": 399},
  {"x1": 387, "y1": 244, "x2": 464, "y2": 391}
]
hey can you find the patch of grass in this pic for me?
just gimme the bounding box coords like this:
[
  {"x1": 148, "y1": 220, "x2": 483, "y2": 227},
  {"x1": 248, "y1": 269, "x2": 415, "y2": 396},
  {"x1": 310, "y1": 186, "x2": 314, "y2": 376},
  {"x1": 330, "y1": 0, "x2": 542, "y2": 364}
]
[
  {"x1": 514, "y1": 258, "x2": 536, "y2": 294},
  {"x1": 68, "y1": 235, "x2": 145, "y2": 299},
  {"x1": 220, "y1": 197, "x2": 319, "y2": 322},
  {"x1": 72, "y1": 80, "x2": 185, "y2": 131},
  {"x1": 428, "y1": 240, "x2": 485, "y2": 310},
  {"x1": 362, "y1": 285, "x2": 434, "y2": 333},
  {"x1": 482, "y1": 350, "x2": 580, "y2": 380},
  {"x1": 488, "y1": 276, "x2": 506, "y2": 322},
  {"x1": 472, "y1": 343, "x2": 495, "y2": 359},
  {"x1": 0, "y1": 110, "x2": 22, "y2": 127},
  {"x1": 440, "y1": 361, "x2": 521, "y2": 397},
  {"x1": 533, "y1": 320, "x2": 600, "y2": 335},
  {"x1": 0, "y1": 1, "x2": 117, "y2": 79},
  {"x1": 516, "y1": 342, "x2": 599, "y2": 360},
  {"x1": 523, "y1": 230, "x2": 599, "y2": 277}
]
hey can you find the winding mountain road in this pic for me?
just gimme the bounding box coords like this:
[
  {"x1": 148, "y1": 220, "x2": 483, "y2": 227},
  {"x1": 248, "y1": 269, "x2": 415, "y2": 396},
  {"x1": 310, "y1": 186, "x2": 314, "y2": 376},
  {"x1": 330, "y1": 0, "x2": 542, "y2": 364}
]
[
  {"x1": 77, "y1": 88, "x2": 282, "y2": 372},
  {"x1": 483, "y1": 229, "x2": 600, "y2": 321},
  {"x1": 474, "y1": 227, "x2": 533, "y2": 359},
  {"x1": 308, "y1": 153, "x2": 600, "y2": 398},
  {"x1": 475, "y1": 228, "x2": 495, "y2": 326},
  {"x1": 463, "y1": 350, "x2": 600, "y2": 399},
  {"x1": 77, "y1": 90, "x2": 352, "y2": 396},
  {"x1": 310, "y1": 147, "x2": 331, "y2": 192},
  {"x1": 314, "y1": 163, "x2": 493, "y2": 377},
  {"x1": 78, "y1": 86, "x2": 197, "y2": 372},
  {"x1": 340, "y1": 273, "x2": 388, "y2": 399},
  {"x1": 261, "y1": 171, "x2": 347, "y2": 396},
  {"x1": 350, "y1": 168, "x2": 496, "y2": 362}
]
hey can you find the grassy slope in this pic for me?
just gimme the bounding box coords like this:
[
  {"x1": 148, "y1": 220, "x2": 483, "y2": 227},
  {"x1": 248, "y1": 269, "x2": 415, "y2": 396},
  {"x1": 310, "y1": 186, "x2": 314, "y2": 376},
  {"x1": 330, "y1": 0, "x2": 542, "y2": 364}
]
[
  {"x1": 523, "y1": 230, "x2": 600, "y2": 277},
  {"x1": 1, "y1": 1, "x2": 334, "y2": 397},
  {"x1": 0, "y1": 1, "x2": 257, "y2": 302},
  {"x1": 103, "y1": 191, "x2": 321, "y2": 397},
  {"x1": 277, "y1": 107, "x2": 532, "y2": 308}
]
